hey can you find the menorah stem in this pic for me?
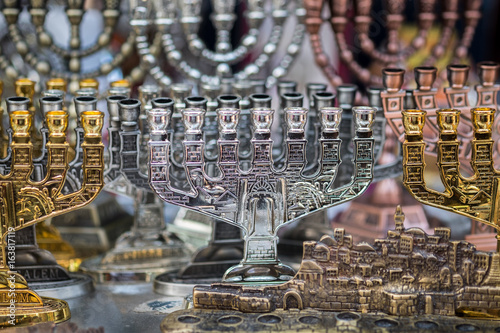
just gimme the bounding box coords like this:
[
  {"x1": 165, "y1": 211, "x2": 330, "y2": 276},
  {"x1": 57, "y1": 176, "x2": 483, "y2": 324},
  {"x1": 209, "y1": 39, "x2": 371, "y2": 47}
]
[
  {"x1": 104, "y1": 95, "x2": 127, "y2": 183},
  {"x1": 118, "y1": 99, "x2": 149, "y2": 190},
  {"x1": 132, "y1": 189, "x2": 166, "y2": 234},
  {"x1": 0, "y1": 237, "x2": 7, "y2": 271},
  {"x1": 242, "y1": 234, "x2": 279, "y2": 265}
]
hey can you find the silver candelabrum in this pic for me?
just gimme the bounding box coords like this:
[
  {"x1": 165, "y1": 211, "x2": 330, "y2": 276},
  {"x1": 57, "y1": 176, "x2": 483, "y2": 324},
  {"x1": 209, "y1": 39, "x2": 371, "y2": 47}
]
[
  {"x1": 1, "y1": 0, "x2": 135, "y2": 91},
  {"x1": 130, "y1": 0, "x2": 306, "y2": 90},
  {"x1": 276, "y1": 82, "x2": 402, "y2": 259},
  {"x1": 79, "y1": 84, "x2": 192, "y2": 283},
  {"x1": 148, "y1": 94, "x2": 376, "y2": 283},
  {"x1": 152, "y1": 82, "x2": 277, "y2": 295}
]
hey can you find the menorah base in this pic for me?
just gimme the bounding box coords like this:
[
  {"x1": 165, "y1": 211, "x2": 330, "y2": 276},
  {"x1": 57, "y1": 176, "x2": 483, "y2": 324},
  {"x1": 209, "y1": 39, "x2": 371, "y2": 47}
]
[
  {"x1": 50, "y1": 191, "x2": 135, "y2": 259},
  {"x1": 154, "y1": 260, "x2": 242, "y2": 296},
  {"x1": 30, "y1": 273, "x2": 95, "y2": 299},
  {"x1": 160, "y1": 308, "x2": 500, "y2": 333},
  {"x1": 15, "y1": 243, "x2": 94, "y2": 299},
  {"x1": 0, "y1": 297, "x2": 71, "y2": 327},
  {"x1": 80, "y1": 241, "x2": 191, "y2": 283},
  {"x1": 35, "y1": 222, "x2": 81, "y2": 272},
  {"x1": 223, "y1": 262, "x2": 296, "y2": 283},
  {"x1": 154, "y1": 239, "x2": 244, "y2": 296}
]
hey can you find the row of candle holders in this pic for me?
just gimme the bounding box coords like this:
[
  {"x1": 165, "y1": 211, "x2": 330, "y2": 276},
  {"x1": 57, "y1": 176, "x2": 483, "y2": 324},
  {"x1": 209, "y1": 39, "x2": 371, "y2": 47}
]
[
  {"x1": 0, "y1": 0, "x2": 482, "y2": 92},
  {"x1": 0, "y1": 59, "x2": 499, "y2": 330}
]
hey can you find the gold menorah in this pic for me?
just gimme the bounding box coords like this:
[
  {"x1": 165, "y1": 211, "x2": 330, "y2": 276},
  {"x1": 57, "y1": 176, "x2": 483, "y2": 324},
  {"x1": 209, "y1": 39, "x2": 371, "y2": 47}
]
[
  {"x1": 402, "y1": 107, "x2": 500, "y2": 250},
  {"x1": 0, "y1": 107, "x2": 104, "y2": 325}
]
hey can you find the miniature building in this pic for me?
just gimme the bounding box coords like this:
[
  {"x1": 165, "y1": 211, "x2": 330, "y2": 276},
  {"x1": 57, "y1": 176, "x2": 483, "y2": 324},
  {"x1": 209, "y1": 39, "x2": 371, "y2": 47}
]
[{"x1": 194, "y1": 207, "x2": 500, "y2": 316}]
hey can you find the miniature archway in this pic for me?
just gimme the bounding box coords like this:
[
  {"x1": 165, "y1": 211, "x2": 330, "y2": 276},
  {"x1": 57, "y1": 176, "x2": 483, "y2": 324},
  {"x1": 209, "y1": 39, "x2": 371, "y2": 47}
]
[{"x1": 283, "y1": 290, "x2": 303, "y2": 310}]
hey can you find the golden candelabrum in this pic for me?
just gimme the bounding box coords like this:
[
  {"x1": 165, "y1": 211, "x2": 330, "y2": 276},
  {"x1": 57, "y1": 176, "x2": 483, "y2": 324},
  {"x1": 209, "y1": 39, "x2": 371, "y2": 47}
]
[
  {"x1": 402, "y1": 107, "x2": 500, "y2": 249},
  {"x1": 382, "y1": 62, "x2": 500, "y2": 176},
  {"x1": 7, "y1": 78, "x2": 94, "y2": 277},
  {"x1": 0, "y1": 104, "x2": 104, "y2": 326}
]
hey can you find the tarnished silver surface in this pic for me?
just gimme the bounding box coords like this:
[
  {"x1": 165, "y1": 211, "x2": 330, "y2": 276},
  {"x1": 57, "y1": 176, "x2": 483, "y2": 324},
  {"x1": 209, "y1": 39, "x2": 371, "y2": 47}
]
[
  {"x1": 153, "y1": 275, "x2": 207, "y2": 297},
  {"x1": 79, "y1": 255, "x2": 181, "y2": 284}
]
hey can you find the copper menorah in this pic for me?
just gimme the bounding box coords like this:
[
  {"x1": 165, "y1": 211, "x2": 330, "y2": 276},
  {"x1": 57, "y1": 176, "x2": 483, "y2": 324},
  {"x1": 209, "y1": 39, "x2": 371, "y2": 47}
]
[
  {"x1": 304, "y1": 0, "x2": 481, "y2": 87},
  {"x1": 382, "y1": 62, "x2": 500, "y2": 175}
]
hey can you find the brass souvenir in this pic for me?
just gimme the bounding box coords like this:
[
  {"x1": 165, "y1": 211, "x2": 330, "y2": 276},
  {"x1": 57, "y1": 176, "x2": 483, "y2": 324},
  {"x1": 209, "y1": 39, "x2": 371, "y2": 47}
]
[
  {"x1": 3, "y1": 90, "x2": 95, "y2": 298},
  {"x1": 191, "y1": 205, "x2": 500, "y2": 315},
  {"x1": 0, "y1": 103, "x2": 104, "y2": 326}
]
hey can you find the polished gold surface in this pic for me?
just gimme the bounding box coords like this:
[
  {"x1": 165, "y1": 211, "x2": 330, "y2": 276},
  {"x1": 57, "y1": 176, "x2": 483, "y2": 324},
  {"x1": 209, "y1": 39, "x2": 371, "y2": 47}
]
[
  {"x1": 79, "y1": 78, "x2": 99, "y2": 90},
  {"x1": 0, "y1": 106, "x2": 104, "y2": 326},
  {"x1": 110, "y1": 79, "x2": 131, "y2": 88},
  {"x1": 46, "y1": 78, "x2": 67, "y2": 92},
  {"x1": 401, "y1": 107, "x2": 500, "y2": 243}
]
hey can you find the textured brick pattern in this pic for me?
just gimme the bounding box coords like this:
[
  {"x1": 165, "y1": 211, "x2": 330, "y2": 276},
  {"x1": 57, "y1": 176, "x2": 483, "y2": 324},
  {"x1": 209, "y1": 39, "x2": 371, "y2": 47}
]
[{"x1": 193, "y1": 215, "x2": 500, "y2": 315}]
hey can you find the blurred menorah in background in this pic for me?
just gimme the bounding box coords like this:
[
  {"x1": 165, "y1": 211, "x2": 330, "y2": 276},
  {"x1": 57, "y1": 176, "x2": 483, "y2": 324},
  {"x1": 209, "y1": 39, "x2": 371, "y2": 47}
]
[
  {"x1": 1, "y1": 0, "x2": 134, "y2": 91},
  {"x1": 80, "y1": 82, "x2": 193, "y2": 282},
  {"x1": 304, "y1": 0, "x2": 481, "y2": 87},
  {"x1": 148, "y1": 95, "x2": 376, "y2": 283},
  {"x1": 382, "y1": 62, "x2": 500, "y2": 174},
  {"x1": 0, "y1": 99, "x2": 104, "y2": 325},
  {"x1": 402, "y1": 106, "x2": 500, "y2": 249},
  {"x1": 131, "y1": 0, "x2": 306, "y2": 90}
]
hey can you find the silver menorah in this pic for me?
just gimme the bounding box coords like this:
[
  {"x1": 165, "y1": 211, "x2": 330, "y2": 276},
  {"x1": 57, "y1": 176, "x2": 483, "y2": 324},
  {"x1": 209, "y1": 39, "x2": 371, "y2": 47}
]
[
  {"x1": 1, "y1": 0, "x2": 134, "y2": 90},
  {"x1": 131, "y1": 0, "x2": 306, "y2": 90},
  {"x1": 79, "y1": 84, "x2": 192, "y2": 282},
  {"x1": 148, "y1": 94, "x2": 376, "y2": 283},
  {"x1": 276, "y1": 83, "x2": 402, "y2": 258}
]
